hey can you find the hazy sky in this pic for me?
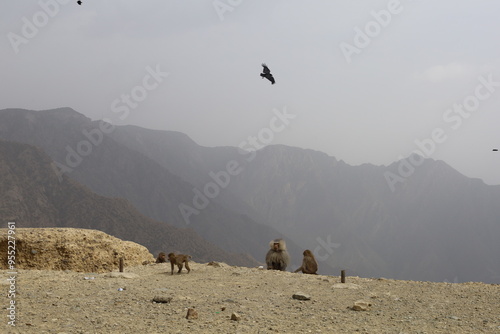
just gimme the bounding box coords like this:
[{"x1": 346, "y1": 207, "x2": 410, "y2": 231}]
[{"x1": 1, "y1": 1, "x2": 500, "y2": 185}]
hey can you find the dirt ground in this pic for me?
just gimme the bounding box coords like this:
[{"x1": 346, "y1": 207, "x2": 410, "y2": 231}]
[{"x1": 2, "y1": 261, "x2": 499, "y2": 334}]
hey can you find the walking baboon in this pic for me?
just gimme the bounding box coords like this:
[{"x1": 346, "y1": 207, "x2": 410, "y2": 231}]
[
  {"x1": 265, "y1": 239, "x2": 290, "y2": 271},
  {"x1": 294, "y1": 249, "x2": 318, "y2": 274},
  {"x1": 168, "y1": 253, "x2": 191, "y2": 275},
  {"x1": 156, "y1": 252, "x2": 167, "y2": 263}
]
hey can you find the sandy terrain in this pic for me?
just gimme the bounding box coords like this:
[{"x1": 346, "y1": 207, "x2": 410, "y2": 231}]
[
  {"x1": 1, "y1": 228, "x2": 499, "y2": 333},
  {"x1": 2, "y1": 261, "x2": 499, "y2": 334}
]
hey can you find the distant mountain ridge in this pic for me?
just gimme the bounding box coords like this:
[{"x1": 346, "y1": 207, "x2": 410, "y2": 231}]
[
  {"x1": 227, "y1": 146, "x2": 500, "y2": 282},
  {"x1": 109, "y1": 116, "x2": 500, "y2": 283},
  {"x1": 1, "y1": 107, "x2": 499, "y2": 283},
  {"x1": 0, "y1": 139, "x2": 257, "y2": 266},
  {"x1": 0, "y1": 108, "x2": 305, "y2": 269}
]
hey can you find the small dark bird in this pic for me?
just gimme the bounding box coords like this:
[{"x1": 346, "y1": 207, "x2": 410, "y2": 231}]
[
  {"x1": 260, "y1": 63, "x2": 275, "y2": 85},
  {"x1": 493, "y1": 148, "x2": 498, "y2": 152},
  {"x1": 77, "y1": 1, "x2": 82, "y2": 5}
]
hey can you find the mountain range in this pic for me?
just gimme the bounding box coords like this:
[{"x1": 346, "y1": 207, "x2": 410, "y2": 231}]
[
  {"x1": 0, "y1": 108, "x2": 305, "y2": 269},
  {"x1": 1, "y1": 107, "x2": 499, "y2": 283},
  {"x1": 0, "y1": 139, "x2": 257, "y2": 266}
]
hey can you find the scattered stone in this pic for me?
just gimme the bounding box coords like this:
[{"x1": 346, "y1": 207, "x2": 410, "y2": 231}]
[
  {"x1": 350, "y1": 300, "x2": 371, "y2": 311},
  {"x1": 3, "y1": 229, "x2": 497, "y2": 333},
  {"x1": 186, "y1": 308, "x2": 198, "y2": 320},
  {"x1": 292, "y1": 292, "x2": 311, "y2": 301},
  {"x1": 152, "y1": 296, "x2": 173, "y2": 303}
]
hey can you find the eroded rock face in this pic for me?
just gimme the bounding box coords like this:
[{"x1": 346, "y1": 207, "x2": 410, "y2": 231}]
[{"x1": 0, "y1": 228, "x2": 155, "y2": 272}]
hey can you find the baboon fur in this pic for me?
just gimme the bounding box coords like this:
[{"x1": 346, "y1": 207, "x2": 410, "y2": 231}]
[
  {"x1": 168, "y1": 252, "x2": 191, "y2": 275},
  {"x1": 156, "y1": 252, "x2": 167, "y2": 263},
  {"x1": 294, "y1": 249, "x2": 318, "y2": 274},
  {"x1": 265, "y1": 239, "x2": 290, "y2": 271}
]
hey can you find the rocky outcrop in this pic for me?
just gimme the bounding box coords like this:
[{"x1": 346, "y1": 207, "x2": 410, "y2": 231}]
[{"x1": 0, "y1": 228, "x2": 155, "y2": 273}]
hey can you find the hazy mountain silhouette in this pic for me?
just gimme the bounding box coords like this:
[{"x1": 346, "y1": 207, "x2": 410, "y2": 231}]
[
  {"x1": 0, "y1": 139, "x2": 258, "y2": 266},
  {"x1": 2, "y1": 108, "x2": 500, "y2": 282},
  {"x1": 225, "y1": 145, "x2": 500, "y2": 282},
  {"x1": 0, "y1": 108, "x2": 305, "y2": 268},
  {"x1": 108, "y1": 124, "x2": 500, "y2": 283}
]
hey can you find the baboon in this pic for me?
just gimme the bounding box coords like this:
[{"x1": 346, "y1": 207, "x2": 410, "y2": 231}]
[
  {"x1": 156, "y1": 252, "x2": 167, "y2": 263},
  {"x1": 265, "y1": 239, "x2": 290, "y2": 271},
  {"x1": 294, "y1": 249, "x2": 318, "y2": 274},
  {"x1": 168, "y1": 253, "x2": 191, "y2": 275}
]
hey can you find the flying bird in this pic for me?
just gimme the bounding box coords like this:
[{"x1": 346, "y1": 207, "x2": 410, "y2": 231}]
[
  {"x1": 493, "y1": 148, "x2": 498, "y2": 151},
  {"x1": 260, "y1": 63, "x2": 275, "y2": 85},
  {"x1": 77, "y1": 1, "x2": 82, "y2": 5}
]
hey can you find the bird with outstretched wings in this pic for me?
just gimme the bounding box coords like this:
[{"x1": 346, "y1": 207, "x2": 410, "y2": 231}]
[{"x1": 260, "y1": 63, "x2": 275, "y2": 85}]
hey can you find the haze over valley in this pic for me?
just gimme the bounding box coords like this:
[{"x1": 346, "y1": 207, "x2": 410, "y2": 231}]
[
  {"x1": 1, "y1": 107, "x2": 499, "y2": 284},
  {"x1": 2, "y1": 1, "x2": 500, "y2": 285}
]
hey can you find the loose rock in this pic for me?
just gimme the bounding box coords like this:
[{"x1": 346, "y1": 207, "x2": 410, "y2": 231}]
[
  {"x1": 350, "y1": 300, "x2": 371, "y2": 311},
  {"x1": 152, "y1": 296, "x2": 172, "y2": 303},
  {"x1": 292, "y1": 292, "x2": 311, "y2": 301},
  {"x1": 186, "y1": 308, "x2": 198, "y2": 320}
]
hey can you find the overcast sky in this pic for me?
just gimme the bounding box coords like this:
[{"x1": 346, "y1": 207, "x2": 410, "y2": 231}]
[{"x1": 1, "y1": 0, "x2": 500, "y2": 185}]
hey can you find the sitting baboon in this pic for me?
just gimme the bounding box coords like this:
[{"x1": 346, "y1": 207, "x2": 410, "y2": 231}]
[
  {"x1": 168, "y1": 252, "x2": 191, "y2": 275},
  {"x1": 265, "y1": 239, "x2": 290, "y2": 271},
  {"x1": 156, "y1": 252, "x2": 167, "y2": 263},
  {"x1": 294, "y1": 249, "x2": 318, "y2": 274}
]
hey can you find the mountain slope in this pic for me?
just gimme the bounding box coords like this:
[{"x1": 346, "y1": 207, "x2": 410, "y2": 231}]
[
  {"x1": 3, "y1": 108, "x2": 499, "y2": 282},
  {"x1": 0, "y1": 139, "x2": 257, "y2": 266},
  {"x1": 0, "y1": 108, "x2": 300, "y2": 266},
  {"x1": 227, "y1": 146, "x2": 500, "y2": 282},
  {"x1": 108, "y1": 125, "x2": 500, "y2": 283}
]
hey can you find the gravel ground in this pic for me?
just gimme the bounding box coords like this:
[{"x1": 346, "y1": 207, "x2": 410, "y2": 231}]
[{"x1": 1, "y1": 262, "x2": 499, "y2": 334}]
